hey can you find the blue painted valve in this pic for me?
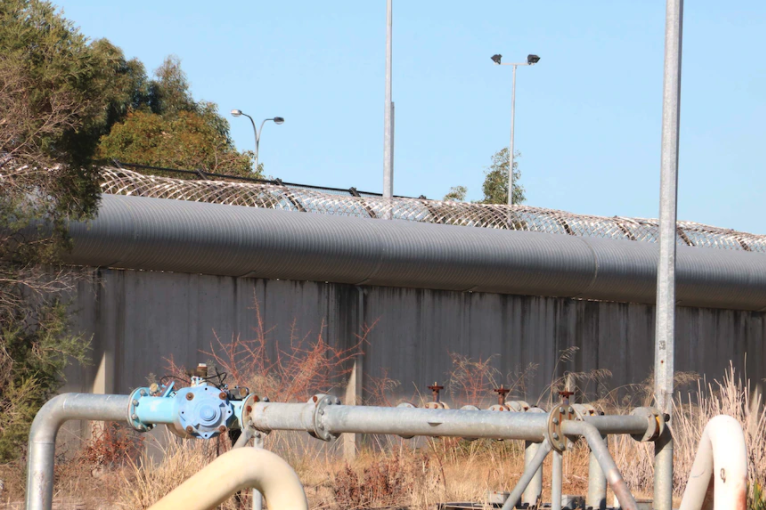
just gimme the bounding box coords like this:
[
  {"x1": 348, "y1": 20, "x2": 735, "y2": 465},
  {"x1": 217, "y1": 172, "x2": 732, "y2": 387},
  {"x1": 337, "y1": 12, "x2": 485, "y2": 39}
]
[{"x1": 128, "y1": 365, "x2": 249, "y2": 439}]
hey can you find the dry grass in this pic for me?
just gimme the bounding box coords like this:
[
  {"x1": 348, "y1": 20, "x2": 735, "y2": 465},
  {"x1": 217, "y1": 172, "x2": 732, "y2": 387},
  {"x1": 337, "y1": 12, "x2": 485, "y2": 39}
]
[{"x1": 1, "y1": 301, "x2": 764, "y2": 510}]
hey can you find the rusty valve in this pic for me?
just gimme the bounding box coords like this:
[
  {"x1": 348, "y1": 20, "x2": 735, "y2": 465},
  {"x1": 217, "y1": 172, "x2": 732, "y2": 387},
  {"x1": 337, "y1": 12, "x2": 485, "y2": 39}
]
[{"x1": 493, "y1": 386, "x2": 511, "y2": 405}]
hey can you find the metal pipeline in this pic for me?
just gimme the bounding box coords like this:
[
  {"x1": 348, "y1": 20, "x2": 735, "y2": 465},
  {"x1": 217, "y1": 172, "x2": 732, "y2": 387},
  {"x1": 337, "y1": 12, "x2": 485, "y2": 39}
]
[
  {"x1": 252, "y1": 401, "x2": 549, "y2": 441},
  {"x1": 551, "y1": 449, "x2": 563, "y2": 510},
  {"x1": 147, "y1": 447, "x2": 308, "y2": 510},
  {"x1": 500, "y1": 439, "x2": 552, "y2": 510},
  {"x1": 522, "y1": 441, "x2": 544, "y2": 506},
  {"x1": 562, "y1": 421, "x2": 638, "y2": 510},
  {"x1": 26, "y1": 393, "x2": 131, "y2": 510},
  {"x1": 678, "y1": 415, "x2": 748, "y2": 510},
  {"x1": 587, "y1": 433, "x2": 608, "y2": 510}
]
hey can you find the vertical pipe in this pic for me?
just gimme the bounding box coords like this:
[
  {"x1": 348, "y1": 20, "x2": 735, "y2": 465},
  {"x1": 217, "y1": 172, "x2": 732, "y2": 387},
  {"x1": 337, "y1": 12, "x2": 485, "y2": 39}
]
[
  {"x1": 551, "y1": 449, "x2": 563, "y2": 510},
  {"x1": 501, "y1": 440, "x2": 552, "y2": 510},
  {"x1": 522, "y1": 441, "x2": 543, "y2": 506},
  {"x1": 26, "y1": 393, "x2": 130, "y2": 510},
  {"x1": 252, "y1": 432, "x2": 264, "y2": 510},
  {"x1": 587, "y1": 434, "x2": 608, "y2": 510},
  {"x1": 654, "y1": 428, "x2": 674, "y2": 510},
  {"x1": 383, "y1": 0, "x2": 393, "y2": 218},
  {"x1": 654, "y1": 0, "x2": 683, "y2": 508},
  {"x1": 508, "y1": 64, "x2": 517, "y2": 206}
]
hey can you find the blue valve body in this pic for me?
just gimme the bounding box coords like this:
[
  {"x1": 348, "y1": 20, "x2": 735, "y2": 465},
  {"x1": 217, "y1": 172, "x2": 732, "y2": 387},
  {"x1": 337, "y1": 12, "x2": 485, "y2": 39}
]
[{"x1": 130, "y1": 383, "x2": 247, "y2": 438}]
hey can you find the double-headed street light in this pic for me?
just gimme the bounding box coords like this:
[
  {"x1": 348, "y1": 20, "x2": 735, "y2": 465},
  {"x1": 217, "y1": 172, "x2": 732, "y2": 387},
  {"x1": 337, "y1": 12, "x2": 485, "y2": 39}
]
[
  {"x1": 231, "y1": 109, "x2": 285, "y2": 173},
  {"x1": 491, "y1": 53, "x2": 540, "y2": 205}
]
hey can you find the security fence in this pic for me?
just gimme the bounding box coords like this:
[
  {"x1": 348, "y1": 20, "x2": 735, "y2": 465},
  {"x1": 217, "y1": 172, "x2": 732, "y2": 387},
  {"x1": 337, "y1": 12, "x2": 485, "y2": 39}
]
[{"x1": 99, "y1": 163, "x2": 766, "y2": 253}]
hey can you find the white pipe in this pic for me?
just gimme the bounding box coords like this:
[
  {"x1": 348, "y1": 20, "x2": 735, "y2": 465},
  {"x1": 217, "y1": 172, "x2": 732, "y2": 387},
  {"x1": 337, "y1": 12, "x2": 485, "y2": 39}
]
[
  {"x1": 148, "y1": 447, "x2": 308, "y2": 510},
  {"x1": 679, "y1": 415, "x2": 748, "y2": 510}
]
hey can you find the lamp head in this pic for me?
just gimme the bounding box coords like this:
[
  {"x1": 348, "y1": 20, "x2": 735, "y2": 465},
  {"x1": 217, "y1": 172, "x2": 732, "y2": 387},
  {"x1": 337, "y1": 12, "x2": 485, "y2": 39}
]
[
  {"x1": 527, "y1": 54, "x2": 540, "y2": 65},
  {"x1": 273, "y1": 117, "x2": 285, "y2": 125},
  {"x1": 231, "y1": 109, "x2": 243, "y2": 117},
  {"x1": 491, "y1": 54, "x2": 502, "y2": 65}
]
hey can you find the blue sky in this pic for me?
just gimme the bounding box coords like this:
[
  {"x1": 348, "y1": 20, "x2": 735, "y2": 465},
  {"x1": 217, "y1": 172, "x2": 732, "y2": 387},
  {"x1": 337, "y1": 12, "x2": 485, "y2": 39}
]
[{"x1": 58, "y1": 1, "x2": 765, "y2": 234}]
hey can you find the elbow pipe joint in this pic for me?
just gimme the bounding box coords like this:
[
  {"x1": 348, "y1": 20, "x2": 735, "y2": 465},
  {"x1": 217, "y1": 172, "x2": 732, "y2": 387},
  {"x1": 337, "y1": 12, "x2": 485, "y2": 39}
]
[{"x1": 148, "y1": 447, "x2": 308, "y2": 510}]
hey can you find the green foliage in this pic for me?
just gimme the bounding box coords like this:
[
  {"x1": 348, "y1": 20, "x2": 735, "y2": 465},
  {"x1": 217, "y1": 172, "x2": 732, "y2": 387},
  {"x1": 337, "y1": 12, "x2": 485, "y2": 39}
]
[
  {"x1": 0, "y1": 0, "x2": 120, "y2": 176},
  {"x1": 443, "y1": 186, "x2": 467, "y2": 202},
  {"x1": 752, "y1": 482, "x2": 766, "y2": 510},
  {"x1": 96, "y1": 55, "x2": 257, "y2": 176},
  {"x1": 97, "y1": 110, "x2": 255, "y2": 177},
  {"x1": 0, "y1": 0, "x2": 98, "y2": 461},
  {"x1": 479, "y1": 147, "x2": 525, "y2": 205},
  {"x1": 0, "y1": 303, "x2": 89, "y2": 461}
]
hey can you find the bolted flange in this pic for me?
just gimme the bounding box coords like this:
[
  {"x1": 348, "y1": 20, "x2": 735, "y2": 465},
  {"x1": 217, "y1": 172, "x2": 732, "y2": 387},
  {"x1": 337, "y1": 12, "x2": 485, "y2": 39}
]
[
  {"x1": 630, "y1": 407, "x2": 665, "y2": 442},
  {"x1": 127, "y1": 387, "x2": 154, "y2": 432},
  {"x1": 423, "y1": 401, "x2": 449, "y2": 410},
  {"x1": 505, "y1": 400, "x2": 531, "y2": 412},
  {"x1": 311, "y1": 394, "x2": 341, "y2": 442},
  {"x1": 547, "y1": 403, "x2": 574, "y2": 452}
]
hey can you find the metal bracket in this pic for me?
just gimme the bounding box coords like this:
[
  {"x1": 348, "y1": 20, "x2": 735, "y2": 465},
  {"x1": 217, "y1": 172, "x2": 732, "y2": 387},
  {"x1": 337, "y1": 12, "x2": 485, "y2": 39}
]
[
  {"x1": 630, "y1": 407, "x2": 665, "y2": 442},
  {"x1": 127, "y1": 387, "x2": 154, "y2": 432},
  {"x1": 547, "y1": 404, "x2": 575, "y2": 452},
  {"x1": 312, "y1": 394, "x2": 341, "y2": 442}
]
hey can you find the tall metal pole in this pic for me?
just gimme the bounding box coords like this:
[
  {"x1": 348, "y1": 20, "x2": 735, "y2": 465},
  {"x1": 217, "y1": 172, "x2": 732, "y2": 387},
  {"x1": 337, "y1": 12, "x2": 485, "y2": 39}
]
[
  {"x1": 383, "y1": 0, "x2": 394, "y2": 218},
  {"x1": 508, "y1": 65, "x2": 517, "y2": 206},
  {"x1": 254, "y1": 122, "x2": 263, "y2": 173},
  {"x1": 654, "y1": 1, "x2": 684, "y2": 509}
]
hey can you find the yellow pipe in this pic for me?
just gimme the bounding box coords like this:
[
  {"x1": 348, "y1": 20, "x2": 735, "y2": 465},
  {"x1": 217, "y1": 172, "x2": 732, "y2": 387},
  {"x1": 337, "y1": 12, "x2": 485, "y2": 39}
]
[{"x1": 148, "y1": 447, "x2": 308, "y2": 510}]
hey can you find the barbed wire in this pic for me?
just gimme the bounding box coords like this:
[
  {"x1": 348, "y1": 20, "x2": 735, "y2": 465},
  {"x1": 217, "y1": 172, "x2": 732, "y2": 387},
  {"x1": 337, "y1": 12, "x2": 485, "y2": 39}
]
[{"x1": 96, "y1": 166, "x2": 766, "y2": 253}]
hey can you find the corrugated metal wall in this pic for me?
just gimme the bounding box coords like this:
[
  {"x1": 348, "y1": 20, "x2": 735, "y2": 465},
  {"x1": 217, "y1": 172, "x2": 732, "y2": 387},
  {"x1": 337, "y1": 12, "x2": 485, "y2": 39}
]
[{"x1": 64, "y1": 268, "x2": 765, "y2": 404}]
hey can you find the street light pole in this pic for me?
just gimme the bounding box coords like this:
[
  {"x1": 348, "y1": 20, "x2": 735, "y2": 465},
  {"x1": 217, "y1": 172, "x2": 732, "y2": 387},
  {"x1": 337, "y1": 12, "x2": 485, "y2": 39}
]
[
  {"x1": 231, "y1": 110, "x2": 285, "y2": 174},
  {"x1": 492, "y1": 54, "x2": 540, "y2": 205},
  {"x1": 383, "y1": 0, "x2": 394, "y2": 218},
  {"x1": 653, "y1": 1, "x2": 684, "y2": 509},
  {"x1": 509, "y1": 64, "x2": 517, "y2": 207}
]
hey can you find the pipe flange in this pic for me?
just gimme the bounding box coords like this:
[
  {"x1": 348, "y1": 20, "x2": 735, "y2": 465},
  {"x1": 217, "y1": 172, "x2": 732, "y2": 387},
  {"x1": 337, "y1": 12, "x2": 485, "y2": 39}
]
[
  {"x1": 505, "y1": 400, "x2": 531, "y2": 412},
  {"x1": 547, "y1": 404, "x2": 574, "y2": 452},
  {"x1": 240, "y1": 394, "x2": 268, "y2": 434},
  {"x1": 488, "y1": 404, "x2": 511, "y2": 412},
  {"x1": 312, "y1": 394, "x2": 341, "y2": 442},
  {"x1": 396, "y1": 402, "x2": 417, "y2": 439},
  {"x1": 423, "y1": 401, "x2": 449, "y2": 410},
  {"x1": 127, "y1": 387, "x2": 154, "y2": 432},
  {"x1": 630, "y1": 407, "x2": 665, "y2": 442},
  {"x1": 571, "y1": 403, "x2": 599, "y2": 420}
]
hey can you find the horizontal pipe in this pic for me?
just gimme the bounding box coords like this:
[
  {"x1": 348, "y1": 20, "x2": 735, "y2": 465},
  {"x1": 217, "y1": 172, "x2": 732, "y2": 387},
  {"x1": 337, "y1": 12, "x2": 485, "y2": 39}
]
[
  {"x1": 59, "y1": 194, "x2": 766, "y2": 311},
  {"x1": 134, "y1": 395, "x2": 177, "y2": 424},
  {"x1": 582, "y1": 414, "x2": 652, "y2": 435},
  {"x1": 147, "y1": 447, "x2": 307, "y2": 510},
  {"x1": 26, "y1": 393, "x2": 130, "y2": 510},
  {"x1": 252, "y1": 402, "x2": 549, "y2": 441},
  {"x1": 252, "y1": 402, "x2": 317, "y2": 432}
]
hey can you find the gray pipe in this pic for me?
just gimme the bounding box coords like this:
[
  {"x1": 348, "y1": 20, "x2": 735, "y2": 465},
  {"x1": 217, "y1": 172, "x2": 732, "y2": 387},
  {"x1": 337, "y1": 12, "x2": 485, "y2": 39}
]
[
  {"x1": 60, "y1": 194, "x2": 766, "y2": 311},
  {"x1": 522, "y1": 441, "x2": 543, "y2": 506},
  {"x1": 587, "y1": 434, "x2": 608, "y2": 510},
  {"x1": 501, "y1": 440, "x2": 552, "y2": 510},
  {"x1": 563, "y1": 421, "x2": 638, "y2": 510},
  {"x1": 26, "y1": 393, "x2": 130, "y2": 510},
  {"x1": 252, "y1": 402, "x2": 549, "y2": 441},
  {"x1": 551, "y1": 449, "x2": 563, "y2": 510}
]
